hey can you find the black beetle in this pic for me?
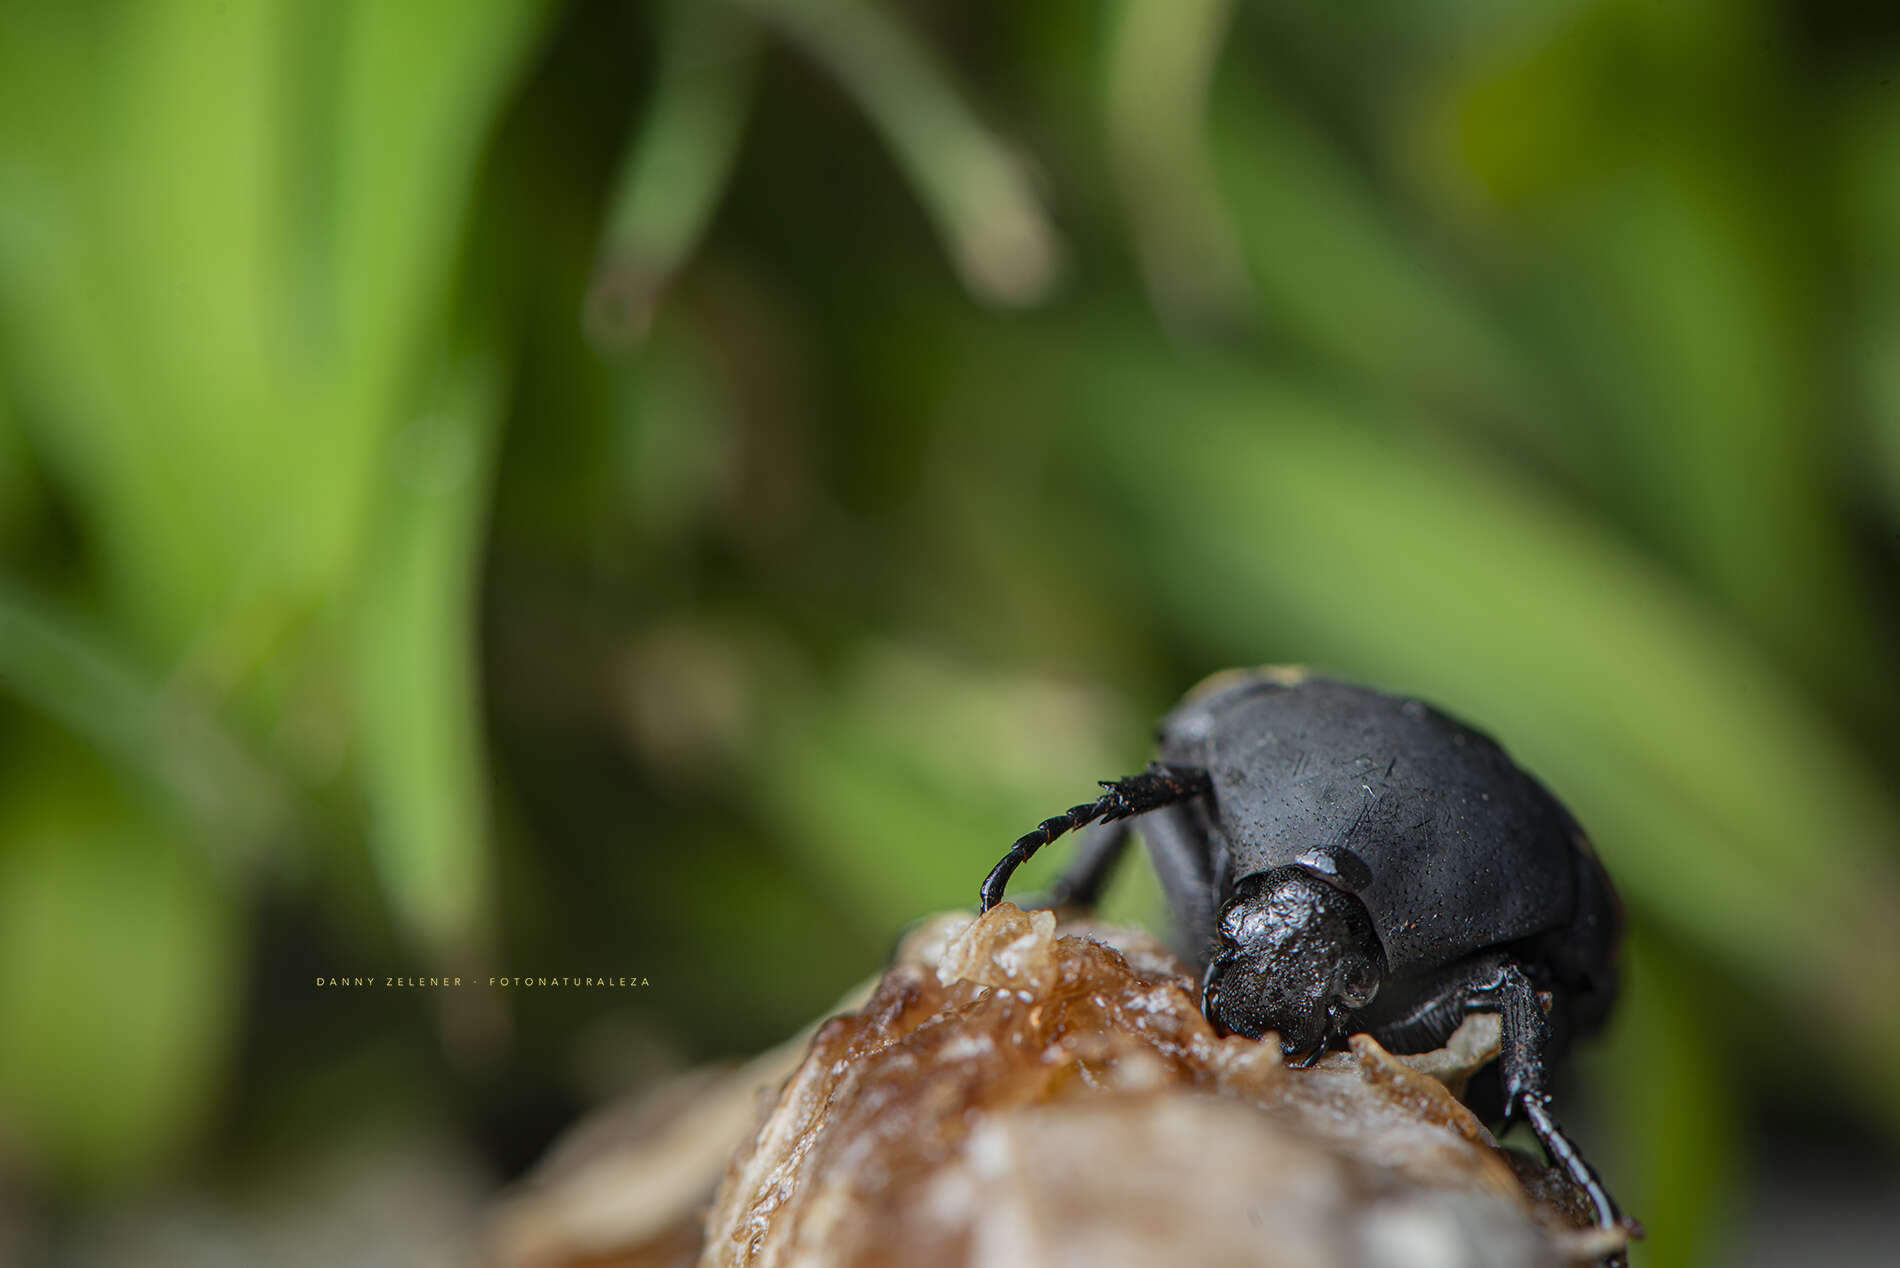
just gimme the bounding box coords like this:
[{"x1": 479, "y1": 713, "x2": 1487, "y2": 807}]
[{"x1": 980, "y1": 669, "x2": 1629, "y2": 1238}]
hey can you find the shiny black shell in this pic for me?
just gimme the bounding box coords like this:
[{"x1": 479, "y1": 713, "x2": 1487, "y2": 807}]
[{"x1": 1157, "y1": 673, "x2": 1587, "y2": 977}]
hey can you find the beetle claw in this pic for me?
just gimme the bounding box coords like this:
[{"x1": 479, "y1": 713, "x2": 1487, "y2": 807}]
[{"x1": 1292, "y1": 1042, "x2": 1327, "y2": 1069}]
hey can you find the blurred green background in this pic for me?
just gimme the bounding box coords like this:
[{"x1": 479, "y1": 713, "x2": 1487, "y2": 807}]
[{"x1": 3, "y1": 1, "x2": 1900, "y2": 1264}]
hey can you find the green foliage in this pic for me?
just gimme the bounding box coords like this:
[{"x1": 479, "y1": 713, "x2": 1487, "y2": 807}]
[
  {"x1": 1, "y1": 2, "x2": 1897, "y2": 1263},
  {"x1": 0, "y1": 735, "x2": 238, "y2": 1185},
  {"x1": 0, "y1": 0, "x2": 553, "y2": 1184}
]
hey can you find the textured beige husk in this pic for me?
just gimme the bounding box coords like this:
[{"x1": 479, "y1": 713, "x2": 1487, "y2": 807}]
[{"x1": 488, "y1": 905, "x2": 1626, "y2": 1268}]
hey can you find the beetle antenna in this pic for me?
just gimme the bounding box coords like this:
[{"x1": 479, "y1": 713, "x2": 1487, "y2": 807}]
[{"x1": 980, "y1": 764, "x2": 1210, "y2": 911}]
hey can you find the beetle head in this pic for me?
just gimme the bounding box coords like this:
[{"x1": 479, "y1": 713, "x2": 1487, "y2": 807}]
[{"x1": 1201, "y1": 867, "x2": 1386, "y2": 1058}]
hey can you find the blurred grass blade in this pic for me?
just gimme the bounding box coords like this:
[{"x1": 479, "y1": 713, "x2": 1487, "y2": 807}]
[
  {"x1": 728, "y1": 0, "x2": 1060, "y2": 305},
  {"x1": 587, "y1": 0, "x2": 761, "y2": 349},
  {"x1": 1436, "y1": 16, "x2": 1896, "y2": 733},
  {"x1": 1591, "y1": 932, "x2": 1739, "y2": 1268},
  {"x1": 0, "y1": 0, "x2": 300, "y2": 656},
  {"x1": 0, "y1": 742, "x2": 239, "y2": 1184},
  {"x1": 1208, "y1": 65, "x2": 1565, "y2": 456},
  {"x1": 1207, "y1": 68, "x2": 1563, "y2": 461},
  {"x1": 327, "y1": 0, "x2": 556, "y2": 397},
  {"x1": 0, "y1": 580, "x2": 295, "y2": 860},
  {"x1": 1841, "y1": 82, "x2": 1900, "y2": 528},
  {"x1": 351, "y1": 340, "x2": 508, "y2": 959},
  {"x1": 1104, "y1": 0, "x2": 1252, "y2": 337},
  {"x1": 0, "y1": 0, "x2": 551, "y2": 678},
  {"x1": 1539, "y1": 156, "x2": 1892, "y2": 729}
]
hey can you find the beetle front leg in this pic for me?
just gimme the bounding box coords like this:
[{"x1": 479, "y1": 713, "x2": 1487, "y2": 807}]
[
  {"x1": 1488, "y1": 961, "x2": 1630, "y2": 1243},
  {"x1": 1285, "y1": 999, "x2": 1354, "y2": 1068}
]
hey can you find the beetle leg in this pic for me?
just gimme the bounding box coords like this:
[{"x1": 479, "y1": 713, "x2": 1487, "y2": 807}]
[
  {"x1": 1285, "y1": 1000, "x2": 1354, "y2": 1067},
  {"x1": 980, "y1": 765, "x2": 1210, "y2": 911},
  {"x1": 1488, "y1": 961, "x2": 1629, "y2": 1241},
  {"x1": 1141, "y1": 800, "x2": 1227, "y2": 963}
]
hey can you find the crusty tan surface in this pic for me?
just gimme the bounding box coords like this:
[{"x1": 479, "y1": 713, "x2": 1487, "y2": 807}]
[{"x1": 699, "y1": 905, "x2": 1622, "y2": 1268}]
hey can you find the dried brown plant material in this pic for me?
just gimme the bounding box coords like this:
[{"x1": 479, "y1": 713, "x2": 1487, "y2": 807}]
[
  {"x1": 703, "y1": 905, "x2": 1623, "y2": 1268},
  {"x1": 486, "y1": 990, "x2": 871, "y2": 1268},
  {"x1": 490, "y1": 905, "x2": 1625, "y2": 1268}
]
